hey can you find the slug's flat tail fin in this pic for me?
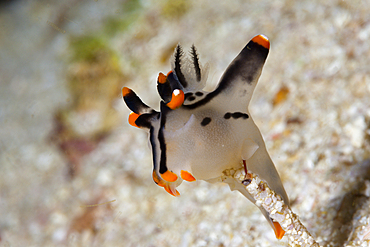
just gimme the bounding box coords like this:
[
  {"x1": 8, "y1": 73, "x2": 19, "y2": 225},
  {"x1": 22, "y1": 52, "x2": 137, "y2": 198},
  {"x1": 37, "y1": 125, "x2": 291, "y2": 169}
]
[{"x1": 215, "y1": 34, "x2": 270, "y2": 107}]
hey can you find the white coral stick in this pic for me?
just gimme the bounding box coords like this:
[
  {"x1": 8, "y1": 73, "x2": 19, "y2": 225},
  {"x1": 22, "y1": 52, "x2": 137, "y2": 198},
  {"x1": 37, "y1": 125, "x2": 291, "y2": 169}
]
[{"x1": 225, "y1": 168, "x2": 321, "y2": 247}]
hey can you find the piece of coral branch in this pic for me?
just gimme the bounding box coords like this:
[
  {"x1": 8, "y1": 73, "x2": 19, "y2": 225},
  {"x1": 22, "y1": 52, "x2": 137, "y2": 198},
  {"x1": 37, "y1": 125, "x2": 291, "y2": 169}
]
[{"x1": 223, "y1": 168, "x2": 321, "y2": 247}]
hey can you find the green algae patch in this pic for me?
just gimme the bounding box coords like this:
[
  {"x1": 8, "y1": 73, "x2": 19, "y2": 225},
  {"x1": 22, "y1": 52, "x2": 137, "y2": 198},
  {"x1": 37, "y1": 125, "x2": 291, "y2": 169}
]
[
  {"x1": 69, "y1": 36, "x2": 117, "y2": 63},
  {"x1": 161, "y1": 0, "x2": 191, "y2": 20}
]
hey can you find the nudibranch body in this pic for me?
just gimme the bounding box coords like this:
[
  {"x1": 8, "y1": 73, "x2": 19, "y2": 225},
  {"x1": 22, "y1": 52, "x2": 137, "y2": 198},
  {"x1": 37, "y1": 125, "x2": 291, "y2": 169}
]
[{"x1": 122, "y1": 34, "x2": 289, "y2": 239}]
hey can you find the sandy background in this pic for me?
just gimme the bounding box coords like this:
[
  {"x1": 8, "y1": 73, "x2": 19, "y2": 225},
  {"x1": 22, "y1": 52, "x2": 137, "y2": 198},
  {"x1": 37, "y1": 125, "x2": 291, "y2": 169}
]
[{"x1": 1, "y1": 0, "x2": 370, "y2": 246}]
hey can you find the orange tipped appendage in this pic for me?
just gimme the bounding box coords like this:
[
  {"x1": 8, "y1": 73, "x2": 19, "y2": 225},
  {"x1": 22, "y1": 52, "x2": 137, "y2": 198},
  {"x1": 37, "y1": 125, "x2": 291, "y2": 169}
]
[
  {"x1": 161, "y1": 170, "x2": 178, "y2": 182},
  {"x1": 181, "y1": 170, "x2": 196, "y2": 182},
  {"x1": 166, "y1": 89, "x2": 184, "y2": 110},
  {"x1": 122, "y1": 87, "x2": 131, "y2": 97},
  {"x1": 252, "y1": 34, "x2": 270, "y2": 49},
  {"x1": 166, "y1": 70, "x2": 173, "y2": 76},
  {"x1": 152, "y1": 171, "x2": 165, "y2": 187},
  {"x1": 154, "y1": 171, "x2": 180, "y2": 196},
  {"x1": 153, "y1": 171, "x2": 180, "y2": 196},
  {"x1": 158, "y1": 72, "x2": 167, "y2": 84},
  {"x1": 273, "y1": 222, "x2": 285, "y2": 240},
  {"x1": 164, "y1": 184, "x2": 180, "y2": 197},
  {"x1": 128, "y1": 112, "x2": 140, "y2": 128}
]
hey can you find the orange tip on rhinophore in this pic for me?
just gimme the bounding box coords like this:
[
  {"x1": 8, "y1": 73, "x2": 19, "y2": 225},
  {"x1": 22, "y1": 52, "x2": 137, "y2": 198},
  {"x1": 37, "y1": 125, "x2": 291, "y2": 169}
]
[
  {"x1": 166, "y1": 89, "x2": 184, "y2": 110},
  {"x1": 161, "y1": 170, "x2": 178, "y2": 182},
  {"x1": 128, "y1": 112, "x2": 140, "y2": 128},
  {"x1": 273, "y1": 222, "x2": 285, "y2": 240},
  {"x1": 158, "y1": 72, "x2": 167, "y2": 84},
  {"x1": 181, "y1": 170, "x2": 196, "y2": 182},
  {"x1": 166, "y1": 70, "x2": 173, "y2": 76},
  {"x1": 252, "y1": 34, "x2": 270, "y2": 49},
  {"x1": 122, "y1": 87, "x2": 131, "y2": 97},
  {"x1": 164, "y1": 185, "x2": 180, "y2": 197}
]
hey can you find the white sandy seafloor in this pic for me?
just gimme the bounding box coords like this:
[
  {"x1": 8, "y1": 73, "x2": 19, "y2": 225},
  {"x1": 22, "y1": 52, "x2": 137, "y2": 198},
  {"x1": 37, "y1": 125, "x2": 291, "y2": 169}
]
[{"x1": 1, "y1": 0, "x2": 370, "y2": 246}]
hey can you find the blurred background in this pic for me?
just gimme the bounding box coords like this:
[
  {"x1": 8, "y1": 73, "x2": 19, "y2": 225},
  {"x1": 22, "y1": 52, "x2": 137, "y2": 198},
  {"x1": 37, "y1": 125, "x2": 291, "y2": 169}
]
[{"x1": 1, "y1": 0, "x2": 370, "y2": 246}]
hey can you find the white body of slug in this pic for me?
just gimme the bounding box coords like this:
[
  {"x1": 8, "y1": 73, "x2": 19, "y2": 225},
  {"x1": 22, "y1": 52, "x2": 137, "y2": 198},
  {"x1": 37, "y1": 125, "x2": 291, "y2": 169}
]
[{"x1": 123, "y1": 34, "x2": 289, "y2": 239}]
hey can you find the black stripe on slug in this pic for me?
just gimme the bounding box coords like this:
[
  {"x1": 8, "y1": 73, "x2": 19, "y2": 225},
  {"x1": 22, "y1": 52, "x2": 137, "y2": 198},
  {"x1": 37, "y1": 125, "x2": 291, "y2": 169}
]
[
  {"x1": 135, "y1": 112, "x2": 158, "y2": 129},
  {"x1": 149, "y1": 126, "x2": 159, "y2": 174},
  {"x1": 158, "y1": 102, "x2": 171, "y2": 174}
]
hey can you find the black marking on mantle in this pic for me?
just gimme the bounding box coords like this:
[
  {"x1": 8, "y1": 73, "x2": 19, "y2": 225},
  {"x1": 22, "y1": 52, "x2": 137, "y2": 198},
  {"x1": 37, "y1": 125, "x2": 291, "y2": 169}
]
[
  {"x1": 224, "y1": 112, "x2": 249, "y2": 120},
  {"x1": 200, "y1": 117, "x2": 212, "y2": 126}
]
